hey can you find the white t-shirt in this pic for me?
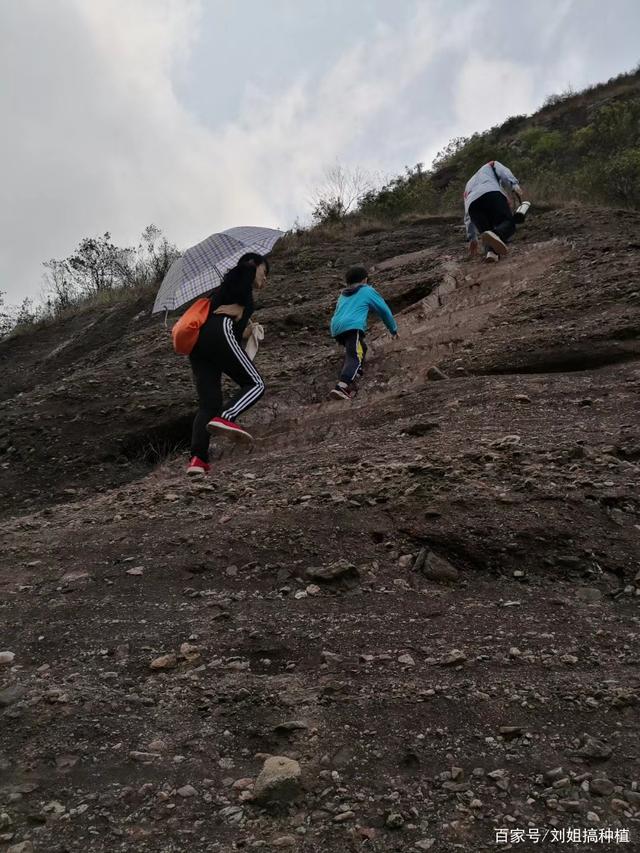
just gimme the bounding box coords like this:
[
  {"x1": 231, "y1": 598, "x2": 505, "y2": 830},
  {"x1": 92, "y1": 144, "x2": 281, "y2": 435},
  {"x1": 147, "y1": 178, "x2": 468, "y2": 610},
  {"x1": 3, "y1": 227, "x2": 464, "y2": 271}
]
[{"x1": 463, "y1": 161, "x2": 520, "y2": 212}]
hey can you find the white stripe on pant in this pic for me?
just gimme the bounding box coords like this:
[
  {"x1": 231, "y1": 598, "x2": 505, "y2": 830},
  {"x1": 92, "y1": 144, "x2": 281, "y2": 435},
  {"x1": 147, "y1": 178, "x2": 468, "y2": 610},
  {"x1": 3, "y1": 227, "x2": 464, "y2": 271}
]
[{"x1": 221, "y1": 317, "x2": 265, "y2": 420}]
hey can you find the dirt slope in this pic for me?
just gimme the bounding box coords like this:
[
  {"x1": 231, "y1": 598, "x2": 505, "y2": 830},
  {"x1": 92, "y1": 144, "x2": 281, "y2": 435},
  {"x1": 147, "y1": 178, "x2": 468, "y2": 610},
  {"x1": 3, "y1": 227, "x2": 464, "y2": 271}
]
[{"x1": 1, "y1": 207, "x2": 639, "y2": 852}]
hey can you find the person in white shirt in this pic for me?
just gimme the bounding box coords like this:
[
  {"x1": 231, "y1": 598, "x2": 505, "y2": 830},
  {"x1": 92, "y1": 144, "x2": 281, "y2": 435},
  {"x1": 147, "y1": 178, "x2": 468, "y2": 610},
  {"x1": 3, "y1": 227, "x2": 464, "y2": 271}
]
[{"x1": 463, "y1": 161, "x2": 524, "y2": 262}]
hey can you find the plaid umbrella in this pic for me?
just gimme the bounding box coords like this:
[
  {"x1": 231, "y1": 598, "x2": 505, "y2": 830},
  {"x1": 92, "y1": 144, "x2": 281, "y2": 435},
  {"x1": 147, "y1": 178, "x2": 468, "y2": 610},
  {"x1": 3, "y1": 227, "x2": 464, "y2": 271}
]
[{"x1": 152, "y1": 225, "x2": 283, "y2": 314}]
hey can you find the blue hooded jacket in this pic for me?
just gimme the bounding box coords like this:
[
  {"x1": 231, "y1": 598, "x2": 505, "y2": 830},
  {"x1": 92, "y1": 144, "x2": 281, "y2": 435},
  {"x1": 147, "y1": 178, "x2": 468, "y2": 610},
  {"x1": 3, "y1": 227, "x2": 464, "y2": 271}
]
[{"x1": 330, "y1": 284, "x2": 397, "y2": 338}]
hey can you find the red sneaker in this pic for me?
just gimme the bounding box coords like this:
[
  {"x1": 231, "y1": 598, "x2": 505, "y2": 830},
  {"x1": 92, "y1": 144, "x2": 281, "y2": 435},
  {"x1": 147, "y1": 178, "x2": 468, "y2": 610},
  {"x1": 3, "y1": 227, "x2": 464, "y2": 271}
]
[
  {"x1": 330, "y1": 383, "x2": 356, "y2": 400},
  {"x1": 207, "y1": 417, "x2": 253, "y2": 442},
  {"x1": 186, "y1": 456, "x2": 210, "y2": 476}
]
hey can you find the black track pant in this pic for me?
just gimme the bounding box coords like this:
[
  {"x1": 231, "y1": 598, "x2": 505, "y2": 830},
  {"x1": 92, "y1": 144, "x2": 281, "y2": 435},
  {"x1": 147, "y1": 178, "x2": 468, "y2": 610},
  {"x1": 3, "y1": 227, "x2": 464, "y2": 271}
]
[
  {"x1": 335, "y1": 329, "x2": 367, "y2": 384},
  {"x1": 189, "y1": 315, "x2": 265, "y2": 460},
  {"x1": 468, "y1": 191, "x2": 516, "y2": 243}
]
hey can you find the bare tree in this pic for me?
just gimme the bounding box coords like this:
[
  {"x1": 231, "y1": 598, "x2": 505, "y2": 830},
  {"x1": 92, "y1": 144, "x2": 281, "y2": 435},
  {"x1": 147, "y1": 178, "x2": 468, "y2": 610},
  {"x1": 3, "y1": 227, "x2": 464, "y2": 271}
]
[
  {"x1": 66, "y1": 232, "x2": 129, "y2": 293},
  {"x1": 43, "y1": 258, "x2": 78, "y2": 311},
  {"x1": 310, "y1": 163, "x2": 377, "y2": 223},
  {"x1": 13, "y1": 297, "x2": 39, "y2": 328},
  {"x1": 139, "y1": 224, "x2": 180, "y2": 283},
  {"x1": 41, "y1": 225, "x2": 179, "y2": 312},
  {"x1": 0, "y1": 291, "x2": 13, "y2": 337}
]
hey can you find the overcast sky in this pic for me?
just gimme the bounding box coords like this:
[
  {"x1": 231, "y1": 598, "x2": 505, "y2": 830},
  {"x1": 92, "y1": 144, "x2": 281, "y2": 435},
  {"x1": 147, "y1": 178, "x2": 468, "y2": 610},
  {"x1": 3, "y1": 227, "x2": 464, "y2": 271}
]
[{"x1": 1, "y1": 0, "x2": 639, "y2": 303}]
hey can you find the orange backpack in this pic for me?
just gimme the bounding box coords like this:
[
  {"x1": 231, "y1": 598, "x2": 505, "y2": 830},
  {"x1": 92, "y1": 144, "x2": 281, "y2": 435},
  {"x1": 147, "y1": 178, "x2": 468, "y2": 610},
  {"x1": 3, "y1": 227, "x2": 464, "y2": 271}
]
[{"x1": 171, "y1": 298, "x2": 210, "y2": 355}]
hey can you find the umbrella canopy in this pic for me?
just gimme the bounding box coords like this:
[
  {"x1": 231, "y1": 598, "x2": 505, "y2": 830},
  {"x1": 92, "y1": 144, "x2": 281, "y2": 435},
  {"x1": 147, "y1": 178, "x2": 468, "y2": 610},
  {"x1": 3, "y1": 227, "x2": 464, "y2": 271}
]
[{"x1": 153, "y1": 226, "x2": 283, "y2": 314}]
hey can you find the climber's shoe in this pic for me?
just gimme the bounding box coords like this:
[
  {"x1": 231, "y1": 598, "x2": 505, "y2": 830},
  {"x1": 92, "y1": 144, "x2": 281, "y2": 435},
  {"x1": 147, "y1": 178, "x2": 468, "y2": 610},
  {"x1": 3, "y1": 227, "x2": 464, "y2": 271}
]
[{"x1": 480, "y1": 231, "x2": 508, "y2": 256}]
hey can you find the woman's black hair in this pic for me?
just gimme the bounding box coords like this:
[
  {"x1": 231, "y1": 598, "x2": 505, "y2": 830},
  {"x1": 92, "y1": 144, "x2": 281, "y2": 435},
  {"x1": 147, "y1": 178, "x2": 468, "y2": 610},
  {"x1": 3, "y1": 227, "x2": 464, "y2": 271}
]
[
  {"x1": 218, "y1": 252, "x2": 269, "y2": 293},
  {"x1": 237, "y1": 252, "x2": 269, "y2": 275}
]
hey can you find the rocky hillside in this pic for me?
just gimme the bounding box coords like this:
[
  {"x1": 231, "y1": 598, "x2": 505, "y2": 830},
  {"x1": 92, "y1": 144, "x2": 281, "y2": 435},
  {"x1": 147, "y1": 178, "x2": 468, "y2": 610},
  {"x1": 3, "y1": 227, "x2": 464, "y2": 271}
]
[{"x1": 1, "y1": 205, "x2": 639, "y2": 852}]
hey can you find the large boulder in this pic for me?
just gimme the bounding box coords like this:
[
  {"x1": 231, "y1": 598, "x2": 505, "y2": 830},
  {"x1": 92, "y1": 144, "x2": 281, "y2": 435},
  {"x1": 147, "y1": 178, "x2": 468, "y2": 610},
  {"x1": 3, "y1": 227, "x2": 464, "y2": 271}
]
[
  {"x1": 253, "y1": 756, "x2": 302, "y2": 804},
  {"x1": 306, "y1": 561, "x2": 359, "y2": 583},
  {"x1": 421, "y1": 551, "x2": 459, "y2": 582}
]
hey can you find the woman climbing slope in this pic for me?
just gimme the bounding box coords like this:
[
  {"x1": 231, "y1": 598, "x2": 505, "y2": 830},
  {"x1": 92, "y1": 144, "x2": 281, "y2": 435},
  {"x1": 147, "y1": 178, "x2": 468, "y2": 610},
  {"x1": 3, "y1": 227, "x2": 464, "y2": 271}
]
[
  {"x1": 463, "y1": 160, "x2": 526, "y2": 262},
  {"x1": 187, "y1": 253, "x2": 268, "y2": 476}
]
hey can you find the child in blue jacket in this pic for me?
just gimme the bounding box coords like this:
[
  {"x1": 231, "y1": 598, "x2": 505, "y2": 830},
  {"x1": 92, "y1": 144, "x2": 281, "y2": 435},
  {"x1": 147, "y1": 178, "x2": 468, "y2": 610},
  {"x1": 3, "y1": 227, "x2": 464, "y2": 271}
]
[{"x1": 329, "y1": 266, "x2": 398, "y2": 400}]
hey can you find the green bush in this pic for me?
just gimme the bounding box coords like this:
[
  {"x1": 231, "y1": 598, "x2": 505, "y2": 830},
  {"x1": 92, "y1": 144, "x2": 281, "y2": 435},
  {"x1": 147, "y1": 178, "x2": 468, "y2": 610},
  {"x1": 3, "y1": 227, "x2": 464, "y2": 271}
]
[
  {"x1": 358, "y1": 165, "x2": 440, "y2": 220},
  {"x1": 605, "y1": 149, "x2": 640, "y2": 206},
  {"x1": 531, "y1": 129, "x2": 566, "y2": 159},
  {"x1": 590, "y1": 100, "x2": 640, "y2": 151},
  {"x1": 572, "y1": 126, "x2": 596, "y2": 153}
]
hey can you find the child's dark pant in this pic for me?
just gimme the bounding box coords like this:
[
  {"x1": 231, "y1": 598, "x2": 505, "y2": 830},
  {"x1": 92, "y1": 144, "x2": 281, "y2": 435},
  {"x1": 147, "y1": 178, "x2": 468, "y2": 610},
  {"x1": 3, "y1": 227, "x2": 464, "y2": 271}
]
[{"x1": 335, "y1": 330, "x2": 367, "y2": 384}]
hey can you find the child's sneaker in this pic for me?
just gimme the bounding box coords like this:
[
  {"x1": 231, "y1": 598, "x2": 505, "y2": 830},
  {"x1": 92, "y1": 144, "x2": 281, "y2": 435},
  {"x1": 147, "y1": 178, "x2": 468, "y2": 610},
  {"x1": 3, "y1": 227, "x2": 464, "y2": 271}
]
[
  {"x1": 480, "y1": 231, "x2": 508, "y2": 256},
  {"x1": 207, "y1": 416, "x2": 253, "y2": 442},
  {"x1": 330, "y1": 382, "x2": 356, "y2": 400},
  {"x1": 186, "y1": 456, "x2": 210, "y2": 476},
  {"x1": 484, "y1": 250, "x2": 500, "y2": 263}
]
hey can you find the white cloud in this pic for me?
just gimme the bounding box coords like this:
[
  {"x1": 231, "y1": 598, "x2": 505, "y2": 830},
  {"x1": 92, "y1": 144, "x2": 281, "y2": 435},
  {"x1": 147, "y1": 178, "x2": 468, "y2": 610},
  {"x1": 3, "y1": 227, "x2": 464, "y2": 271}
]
[
  {"x1": 1, "y1": 0, "x2": 638, "y2": 303},
  {"x1": 1, "y1": 0, "x2": 267, "y2": 302},
  {"x1": 0, "y1": 1, "x2": 453, "y2": 303},
  {"x1": 223, "y1": 10, "x2": 447, "y2": 210},
  {"x1": 453, "y1": 55, "x2": 537, "y2": 134}
]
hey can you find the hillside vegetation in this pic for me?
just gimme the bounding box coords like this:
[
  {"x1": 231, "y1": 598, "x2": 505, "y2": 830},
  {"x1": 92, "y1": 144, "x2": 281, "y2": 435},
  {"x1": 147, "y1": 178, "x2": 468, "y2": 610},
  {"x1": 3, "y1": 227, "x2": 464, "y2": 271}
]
[{"x1": 355, "y1": 67, "x2": 640, "y2": 221}]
